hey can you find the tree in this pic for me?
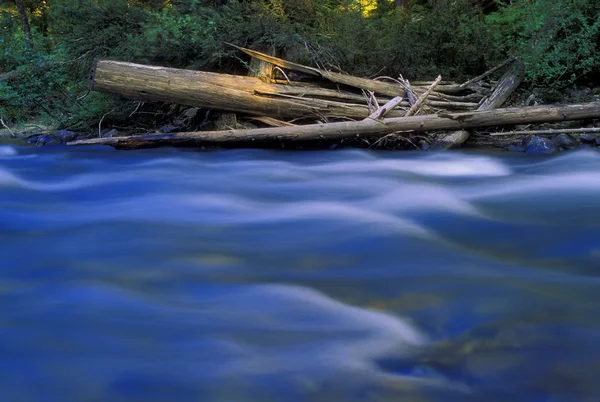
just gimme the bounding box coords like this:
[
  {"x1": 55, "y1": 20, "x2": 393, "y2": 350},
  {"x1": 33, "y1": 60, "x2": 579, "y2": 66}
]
[
  {"x1": 14, "y1": 0, "x2": 33, "y2": 51},
  {"x1": 394, "y1": 0, "x2": 410, "y2": 15}
]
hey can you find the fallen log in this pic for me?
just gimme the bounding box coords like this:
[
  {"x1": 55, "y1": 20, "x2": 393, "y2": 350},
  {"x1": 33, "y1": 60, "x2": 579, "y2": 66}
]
[
  {"x1": 490, "y1": 127, "x2": 600, "y2": 136},
  {"x1": 69, "y1": 102, "x2": 600, "y2": 148},
  {"x1": 430, "y1": 59, "x2": 525, "y2": 149},
  {"x1": 90, "y1": 60, "x2": 475, "y2": 122}
]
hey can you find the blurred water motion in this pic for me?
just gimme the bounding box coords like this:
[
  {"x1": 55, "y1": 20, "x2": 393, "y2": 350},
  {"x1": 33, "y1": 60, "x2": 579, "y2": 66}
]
[{"x1": 1, "y1": 143, "x2": 600, "y2": 401}]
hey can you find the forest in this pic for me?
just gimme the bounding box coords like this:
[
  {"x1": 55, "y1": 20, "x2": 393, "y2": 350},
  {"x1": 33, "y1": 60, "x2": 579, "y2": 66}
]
[{"x1": 1, "y1": 0, "x2": 599, "y2": 143}]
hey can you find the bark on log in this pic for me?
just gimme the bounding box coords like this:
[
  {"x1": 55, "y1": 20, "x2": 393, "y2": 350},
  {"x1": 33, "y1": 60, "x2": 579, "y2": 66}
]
[
  {"x1": 430, "y1": 59, "x2": 525, "y2": 150},
  {"x1": 69, "y1": 102, "x2": 600, "y2": 148}
]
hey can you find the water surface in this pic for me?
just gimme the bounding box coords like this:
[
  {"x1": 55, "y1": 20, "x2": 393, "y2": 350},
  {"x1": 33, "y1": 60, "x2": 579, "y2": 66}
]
[{"x1": 1, "y1": 143, "x2": 600, "y2": 401}]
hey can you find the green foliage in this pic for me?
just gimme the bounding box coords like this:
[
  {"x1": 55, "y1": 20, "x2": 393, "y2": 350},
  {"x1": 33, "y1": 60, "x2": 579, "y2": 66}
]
[
  {"x1": 486, "y1": 0, "x2": 600, "y2": 86},
  {"x1": 2, "y1": 0, "x2": 599, "y2": 130},
  {"x1": 311, "y1": 0, "x2": 501, "y2": 80}
]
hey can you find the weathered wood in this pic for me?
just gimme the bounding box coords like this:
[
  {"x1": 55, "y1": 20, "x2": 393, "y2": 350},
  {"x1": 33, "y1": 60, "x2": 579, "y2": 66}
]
[
  {"x1": 365, "y1": 96, "x2": 404, "y2": 120},
  {"x1": 405, "y1": 75, "x2": 441, "y2": 117},
  {"x1": 69, "y1": 103, "x2": 600, "y2": 148},
  {"x1": 90, "y1": 59, "x2": 478, "y2": 123},
  {"x1": 227, "y1": 44, "x2": 488, "y2": 97},
  {"x1": 90, "y1": 59, "x2": 409, "y2": 119},
  {"x1": 430, "y1": 60, "x2": 525, "y2": 150},
  {"x1": 490, "y1": 127, "x2": 600, "y2": 136},
  {"x1": 459, "y1": 58, "x2": 514, "y2": 88}
]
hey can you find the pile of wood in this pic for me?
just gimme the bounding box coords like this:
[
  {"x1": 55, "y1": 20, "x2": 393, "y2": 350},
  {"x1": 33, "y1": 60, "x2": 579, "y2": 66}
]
[{"x1": 68, "y1": 45, "x2": 600, "y2": 150}]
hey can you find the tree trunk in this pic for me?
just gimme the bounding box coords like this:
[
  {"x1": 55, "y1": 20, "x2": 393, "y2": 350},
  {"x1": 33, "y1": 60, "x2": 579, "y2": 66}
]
[
  {"x1": 15, "y1": 0, "x2": 33, "y2": 52},
  {"x1": 395, "y1": 0, "x2": 411, "y2": 15},
  {"x1": 89, "y1": 60, "x2": 477, "y2": 121},
  {"x1": 430, "y1": 59, "x2": 525, "y2": 150},
  {"x1": 69, "y1": 102, "x2": 600, "y2": 149}
]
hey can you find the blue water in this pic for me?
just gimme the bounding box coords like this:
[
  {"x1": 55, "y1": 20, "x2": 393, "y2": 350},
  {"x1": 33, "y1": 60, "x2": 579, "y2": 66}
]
[{"x1": 1, "y1": 143, "x2": 600, "y2": 402}]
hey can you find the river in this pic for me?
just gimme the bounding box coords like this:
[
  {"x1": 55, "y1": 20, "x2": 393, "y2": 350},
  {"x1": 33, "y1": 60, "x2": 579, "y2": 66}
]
[{"x1": 1, "y1": 143, "x2": 600, "y2": 402}]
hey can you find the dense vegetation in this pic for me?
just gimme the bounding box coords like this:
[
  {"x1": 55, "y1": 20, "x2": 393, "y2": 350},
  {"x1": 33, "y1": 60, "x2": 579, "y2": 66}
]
[{"x1": 1, "y1": 0, "x2": 599, "y2": 133}]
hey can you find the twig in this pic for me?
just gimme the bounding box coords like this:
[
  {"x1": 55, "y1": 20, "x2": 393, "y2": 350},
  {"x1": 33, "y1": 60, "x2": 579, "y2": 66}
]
[
  {"x1": 490, "y1": 127, "x2": 600, "y2": 136},
  {"x1": 75, "y1": 89, "x2": 90, "y2": 102},
  {"x1": 98, "y1": 108, "x2": 115, "y2": 138},
  {"x1": 129, "y1": 102, "x2": 143, "y2": 117},
  {"x1": 459, "y1": 58, "x2": 514, "y2": 88},
  {"x1": 0, "y1": 116, "x2": 16, "y2": 138},
  {"x1": 273, "y1": 67, "x2": 291, "y2": 84},
  {"x1": 405, "y1": 75, "x2": 442, "y2": 117}
]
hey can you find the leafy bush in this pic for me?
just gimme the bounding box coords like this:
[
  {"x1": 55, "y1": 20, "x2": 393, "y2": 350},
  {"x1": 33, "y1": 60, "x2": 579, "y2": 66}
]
[
  {"x1": 486, "y1": 0, "x2": 600, "y2": 86},
  {"x1": 2, "y1": 0, "x2": 598, "y2": 129}
]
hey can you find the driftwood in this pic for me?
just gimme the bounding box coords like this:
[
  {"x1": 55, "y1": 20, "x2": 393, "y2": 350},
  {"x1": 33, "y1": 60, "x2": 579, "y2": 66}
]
[
  {"x1": 365, "y1": 96, "x2": 404, "y2": 120},
  {"x1": 405, "y1": 75, "x2": 441, "y2": 117},
  {"x1": 490, "y1": 127, "x2": 600, "y2": 136},
  {"x1": 69, "y1": 103, "x2": 600, "y2": 149},
  {"x1": 90, "y1": 60, "x2": 477, "y2": 123},
  {"x1": 227, "y1": 44, "x2": 489, "y2": 98},
  {"x1": 430, "y1": 59, "x2": 525, "y2": 149}
]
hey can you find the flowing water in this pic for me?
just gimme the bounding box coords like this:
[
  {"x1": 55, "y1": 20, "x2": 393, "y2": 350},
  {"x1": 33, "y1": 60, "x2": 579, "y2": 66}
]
[{"x1": 1, "y1": 143, "x2": 600, "y2": 402}]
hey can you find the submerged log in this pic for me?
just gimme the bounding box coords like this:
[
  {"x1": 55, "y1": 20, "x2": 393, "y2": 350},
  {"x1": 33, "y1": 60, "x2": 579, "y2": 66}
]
[
  {"x1": 69, "y1": 102, "x2": 600, "y2": 148},
  {"x1": 430, "y1": 59, "x2": 525, "y2": 150}
]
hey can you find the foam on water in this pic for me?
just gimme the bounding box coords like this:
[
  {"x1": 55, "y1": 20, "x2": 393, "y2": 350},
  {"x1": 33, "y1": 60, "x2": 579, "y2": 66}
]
[
  {"x1": 3, "y1": 146, "x2": 600, "y2": 401},
  {"x1": 0, "y1": 145, "x2": 17, "y2": 156}
]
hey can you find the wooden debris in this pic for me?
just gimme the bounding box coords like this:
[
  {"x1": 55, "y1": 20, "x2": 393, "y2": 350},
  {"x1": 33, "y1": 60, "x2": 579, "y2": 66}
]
[
  {"x1": 69, "y1": 103, "x2": 600, "y2": 148},
  {"x1": 226, "y1": 44, "x2": 488, "y2": 97},
  {"x1": 405, "y1": 75, "x2": 441, "y2": 117},
  {"x1": 431, "y1": 59, "x2": 525, "y2": 150},
  {"x1": 78, "y1": 45, "x2": 597, "y2": 152},
  {"x1": 365, "y1": 96, "x2": 404, "y2": 120},
  {"x1": 490, "y1": 127, "x2": 600, "y2": 136}
]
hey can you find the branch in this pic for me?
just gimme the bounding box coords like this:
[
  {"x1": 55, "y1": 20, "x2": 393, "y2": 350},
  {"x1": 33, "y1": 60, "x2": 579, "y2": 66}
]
[
  {"x1": 405, "y1": 75, "x2": 442, "y2": 117},
  {"x1": 490, "y1": 127, "x2": 600, "y2": 136},
  {"x1": 0, "y1": 116, "x2": 17, "y2": 138}
]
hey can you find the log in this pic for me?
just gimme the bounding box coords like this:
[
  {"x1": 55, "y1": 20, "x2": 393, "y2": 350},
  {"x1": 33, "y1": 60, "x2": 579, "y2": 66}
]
[
  {"x1": 90, "y1": 59, "x2": 479, "y2": 123},
  {"x1": 90, "y1": 59, "x2": 409, "y2": 119},
  {"x1": 490, "y1": 127, "x2": 600, "y2": 136},
  {"x1": 430, "y1": 59, "x2": 525, "y2": 150},
  {"x1": 69, "y1": 102, "x2": 600, "y2": 148}
]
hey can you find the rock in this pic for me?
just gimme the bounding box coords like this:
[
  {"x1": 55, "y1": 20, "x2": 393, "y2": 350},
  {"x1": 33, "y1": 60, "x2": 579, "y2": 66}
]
[
  {"x1": 580, "y1": 133, "x2": 596, "y2": 143},
  {"x1": 507, "y1": 144, "x2": 525, "y2": 152},
  {"x1": 26, "y1": 134, "x2": 43, "y2": 144},
  {"x1": 35, "y1": 135, "x2": 62, "y2": 147},
  {"x1": 173, "y1": 108, "x2": 199, "y2": 127},
  {"x1": 54, "y1": 130, "x2": 78, "y2": 142},
  {"x1": 158, "y1": 125, "x2": 177, "y2": 133},
  {"x1": 567, "y1": 87, "x2": 593, "y2": 102},
  {"x1": 101, "y1": 129, "x2": 118, "y2": 138},
  {"x1": 552, "y1": 133, "x2": 576, "y2": 149},
  {"x1": 525, "y1": 136, "x2": 556, "y2": 154}
]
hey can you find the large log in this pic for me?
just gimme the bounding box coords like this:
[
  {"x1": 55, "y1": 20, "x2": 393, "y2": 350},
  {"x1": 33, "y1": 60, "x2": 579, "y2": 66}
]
[
  {"x1": 430, "y1": 59, "x2": 525, "y2": 150},
  {"x1": 89, "y1": 60, "x2": 475, "y2": 121},
  {"x1": 69, "y1": 102, "x2": 600, "y2": 148}
]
